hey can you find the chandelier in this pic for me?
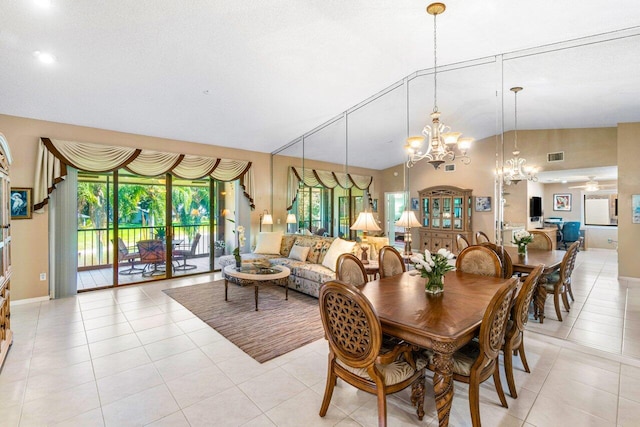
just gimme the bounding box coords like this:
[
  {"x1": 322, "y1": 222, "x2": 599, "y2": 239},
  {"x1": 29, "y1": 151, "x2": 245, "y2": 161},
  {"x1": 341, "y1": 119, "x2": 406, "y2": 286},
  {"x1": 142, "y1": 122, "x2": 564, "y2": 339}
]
[
  {"x1": 406, "y1": 2, "x2": 473, "y2": 169},
  {"x1": 503, "y1": 86, "x2": 538, "y2": 184}
]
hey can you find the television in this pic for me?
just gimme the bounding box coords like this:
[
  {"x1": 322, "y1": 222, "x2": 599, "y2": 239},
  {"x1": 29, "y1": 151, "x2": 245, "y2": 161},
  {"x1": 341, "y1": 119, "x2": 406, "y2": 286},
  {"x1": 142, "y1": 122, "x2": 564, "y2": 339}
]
[{"x1": 529, "y1": 196, "x2": 542, "y2": 218}]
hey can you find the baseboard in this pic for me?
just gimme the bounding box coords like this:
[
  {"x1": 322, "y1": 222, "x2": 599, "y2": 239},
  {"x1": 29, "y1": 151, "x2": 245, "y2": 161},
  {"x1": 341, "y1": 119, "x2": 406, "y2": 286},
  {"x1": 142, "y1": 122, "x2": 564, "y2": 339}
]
[
  {"x1": 620, "y1": 276, "x2": 640, "y2": 283},
  {"x1": 12, "y1": 295, "x2": 51, "y2": 306}
]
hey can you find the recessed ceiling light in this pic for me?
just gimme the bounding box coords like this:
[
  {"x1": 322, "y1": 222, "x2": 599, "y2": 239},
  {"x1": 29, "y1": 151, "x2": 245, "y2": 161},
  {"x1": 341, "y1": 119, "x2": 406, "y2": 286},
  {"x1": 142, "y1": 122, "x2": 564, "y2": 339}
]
[
  {"x1": 34, "y1": 0, "x2": 52, "y2": 8},
  {"x1": 202, "y1": 90, "x2": 211, "y2": 95},
  {"x1": 33, "y1": 51, "x2": 56, "y2": 64}
]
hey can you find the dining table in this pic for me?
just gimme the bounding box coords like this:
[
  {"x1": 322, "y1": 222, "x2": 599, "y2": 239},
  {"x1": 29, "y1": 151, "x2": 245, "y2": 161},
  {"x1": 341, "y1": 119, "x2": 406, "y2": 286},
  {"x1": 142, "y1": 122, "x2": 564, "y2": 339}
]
[
  {"x1": 503, "y1": 246, "x2": 566, "y2": 323},
  {"x1": 359, "y1": 270, "x2": 517, "y2": 427}
]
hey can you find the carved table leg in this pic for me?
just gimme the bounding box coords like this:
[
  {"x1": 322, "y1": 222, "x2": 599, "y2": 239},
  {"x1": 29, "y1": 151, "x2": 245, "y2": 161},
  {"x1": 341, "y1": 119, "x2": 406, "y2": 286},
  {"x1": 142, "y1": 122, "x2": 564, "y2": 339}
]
[
  {"x1": 411, "y1": 374, "x2": 426, "y2": 420},
  {"x1": 224, "y1": 279, "x2": 228, "y2": 301},
  {"x1": 432, "y1": 351, "x2": 454, "y2": 427}
]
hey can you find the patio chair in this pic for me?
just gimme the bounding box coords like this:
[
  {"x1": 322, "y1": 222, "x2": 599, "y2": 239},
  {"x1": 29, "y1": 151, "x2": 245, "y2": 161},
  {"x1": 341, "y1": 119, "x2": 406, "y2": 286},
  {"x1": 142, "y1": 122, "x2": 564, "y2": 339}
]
[
  {"x1": 115, "y1": 237, "x2": 143, "y2": 275},
  {"x1": 137, "y1": 239, "x2": 167, "y2": 277},
  {"x1": 173, "y1": 233, "x2": 201, "y2": 271}
]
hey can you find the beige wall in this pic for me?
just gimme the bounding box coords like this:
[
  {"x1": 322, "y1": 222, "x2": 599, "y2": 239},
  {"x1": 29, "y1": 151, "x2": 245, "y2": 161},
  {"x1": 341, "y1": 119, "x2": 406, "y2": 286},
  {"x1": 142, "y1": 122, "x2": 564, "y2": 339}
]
[
  {"x1": 617, "y1": 122, "x2": 640, "y2": 278},
  {"x1": 0, "y1": 114, "x2": 272, "y2": 300}
]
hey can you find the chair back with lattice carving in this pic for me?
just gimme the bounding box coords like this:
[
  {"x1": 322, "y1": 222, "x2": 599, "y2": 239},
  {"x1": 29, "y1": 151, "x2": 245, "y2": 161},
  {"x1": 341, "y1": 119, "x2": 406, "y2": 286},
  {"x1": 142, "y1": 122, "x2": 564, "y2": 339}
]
[
  {"x1": 478, "y1": 278, "x2": 518, "y2": 361},
  {"x1": 513, "y1": 265, "x2": 544, "y2": 331},
  {"x1": 528, "y1": 231, "x2": 553, "y2": 250},
  {"x1": 475, "y1": 231, "x2": 490, "y2": 244},
  {"x1": 456, "y1": 245, "x2": 503, "y2": 277},
  {"x1": 319, "y1": 280, "x2": 382, "y2": 368},
  {"x1": 379, "y1": 246, "x2": 406, "y2": 279},
  {"x1": 559, "y1": 240, "x2": 580, "y2": 285},
  {"x1": 137, "y1": 240, "x2": 165, "y2": 263},
  {"x1": 336, "y1": 253, "x2": 368, "y2": 287},
  {"x1": 480, "y1": 243, "x2": 513, "y2": 279},
  {"x1": 456, "y1": 234, "x2": 470, "y2": 253}
]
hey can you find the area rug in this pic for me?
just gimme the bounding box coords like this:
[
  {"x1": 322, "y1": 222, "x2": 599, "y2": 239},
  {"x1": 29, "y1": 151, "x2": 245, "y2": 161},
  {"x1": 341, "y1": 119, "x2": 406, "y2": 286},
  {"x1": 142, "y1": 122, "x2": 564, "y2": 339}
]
[{"x1": 163, "y1": 280, "x2": 324, "y2": 363}]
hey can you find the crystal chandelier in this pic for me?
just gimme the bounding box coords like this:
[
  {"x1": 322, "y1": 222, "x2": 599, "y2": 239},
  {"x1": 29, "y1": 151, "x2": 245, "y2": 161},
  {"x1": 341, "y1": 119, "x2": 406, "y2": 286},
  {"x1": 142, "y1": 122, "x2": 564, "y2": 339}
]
[
  {"x1": 406, "y1": 2, "x2": 473, "y2": 169},
  {"x1": 504, "y1": 86, "x2": 538, "y2": 184}
]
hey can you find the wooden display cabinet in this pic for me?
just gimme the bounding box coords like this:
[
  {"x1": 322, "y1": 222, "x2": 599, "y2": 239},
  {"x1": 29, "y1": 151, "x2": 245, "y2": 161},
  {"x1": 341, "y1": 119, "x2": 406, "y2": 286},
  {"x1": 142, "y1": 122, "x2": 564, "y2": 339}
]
[
  {"x1": 418, "y1": 186, "x2": 473, "y2": 254},
  {"x1": 0, "y1": 134, "x2": 12, "y2": 369}
]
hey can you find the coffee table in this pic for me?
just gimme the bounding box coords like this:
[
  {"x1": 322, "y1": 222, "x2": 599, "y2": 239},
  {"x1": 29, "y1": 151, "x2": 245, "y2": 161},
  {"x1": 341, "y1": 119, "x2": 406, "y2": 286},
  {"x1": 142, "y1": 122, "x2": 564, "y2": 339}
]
[{"x1": 223, "y1": 264, "x2": 291, "y2": 311}]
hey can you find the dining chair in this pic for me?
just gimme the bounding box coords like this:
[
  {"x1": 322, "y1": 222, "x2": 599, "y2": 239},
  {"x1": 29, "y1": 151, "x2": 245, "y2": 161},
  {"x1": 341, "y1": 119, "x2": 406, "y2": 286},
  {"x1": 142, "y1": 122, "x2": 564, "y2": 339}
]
[
  {"x1": 560, "y1": 221, "x2": 581, "y2": 249},
  {"x1": 115, "y1": 237, "x2": 142, "y2": 275},
  {"x1": 479, "y1": 243, "x2": 514, "y2": 279},
  {"x1": 173, "y1": 233, "x2": 201, "y2": 271},
  {"x1": 528, "y1": 231, "x2": 553, "y2": 250},
  {"x1": 318, "y1": 280, "x2": 427, "y2": 427},
  {"x1": 424, "y1": 277, "x2": 518, "y2": 427},
  {"x1": 379, "y1": 245, "x2": 406, "y2": 278},
  {"x1": 137, "y1": 239, "x2": 167, "y2": 277},
  {"x1": 475, "y1": 231, "x2": 490, "y2": 244},
  {"x1": 540, "y1": 240, "x2": 580, "y2": 321},
  {"x1": 456, "y1": 245, "x2": 503, "y2": 278},
  {"x1": 503, "y1": 264, "x2": 544, "y2": 398},
  {"x1": 456, "y1": 234, "x2": 471, "y2": 253},
  {"x1": 336, "y1": 253, "x2": 368, "y2": 287}
]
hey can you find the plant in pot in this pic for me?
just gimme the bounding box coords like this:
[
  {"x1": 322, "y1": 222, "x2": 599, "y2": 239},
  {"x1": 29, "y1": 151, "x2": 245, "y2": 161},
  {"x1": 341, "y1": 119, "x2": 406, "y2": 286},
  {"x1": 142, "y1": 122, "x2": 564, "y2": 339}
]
[
  {"x1": 155, "y1": 227, "x2": 166, "y2": 240},
  {"x1": 214, "y1": 240, "x2": 225, "y2": 257}
]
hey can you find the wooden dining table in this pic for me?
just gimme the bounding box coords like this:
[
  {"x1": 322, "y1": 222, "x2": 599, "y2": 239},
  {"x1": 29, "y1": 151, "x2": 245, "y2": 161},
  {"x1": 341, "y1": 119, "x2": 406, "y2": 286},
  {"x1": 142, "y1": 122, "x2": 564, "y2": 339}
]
[
  {"x1": 503, "y1": 246, "x2": 566, "y2": 323},
  {"x1": 359, "y1": 270, "x2": 516, "y2": 427}
]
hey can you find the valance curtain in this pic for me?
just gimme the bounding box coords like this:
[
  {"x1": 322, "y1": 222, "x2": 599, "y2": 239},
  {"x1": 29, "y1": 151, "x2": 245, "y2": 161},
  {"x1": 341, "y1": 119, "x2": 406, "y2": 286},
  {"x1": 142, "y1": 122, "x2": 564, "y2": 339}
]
[
  {"x1": 286, "y1": 166, "x2": 374, "y2": 210},
  {"x1": 34, "y1": 137, "x2": 255, "y2": 212}
]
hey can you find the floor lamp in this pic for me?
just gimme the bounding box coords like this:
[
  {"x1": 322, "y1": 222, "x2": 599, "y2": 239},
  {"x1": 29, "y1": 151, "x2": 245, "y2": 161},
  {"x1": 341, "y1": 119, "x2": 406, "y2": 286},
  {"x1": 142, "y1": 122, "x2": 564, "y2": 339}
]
[
  {"x1": 350, "y1": 212, "x2": 381, "y2": 264},
  {"x1": 395, "y1": 211, "x2": 421, "y2": 257}
]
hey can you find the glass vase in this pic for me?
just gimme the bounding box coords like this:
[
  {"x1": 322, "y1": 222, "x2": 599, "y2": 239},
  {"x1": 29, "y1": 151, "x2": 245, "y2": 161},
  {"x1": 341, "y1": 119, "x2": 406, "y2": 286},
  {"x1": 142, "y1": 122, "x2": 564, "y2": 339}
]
[
  {"x1": 517, "y1": 243, "x2": 527, "y2": 256},
  {"x1": 425, "y1": 274, "x2": 445, "y2": 295},
  {"x1": 235, "y1": 255, "x2": 242, "y2": 269}
]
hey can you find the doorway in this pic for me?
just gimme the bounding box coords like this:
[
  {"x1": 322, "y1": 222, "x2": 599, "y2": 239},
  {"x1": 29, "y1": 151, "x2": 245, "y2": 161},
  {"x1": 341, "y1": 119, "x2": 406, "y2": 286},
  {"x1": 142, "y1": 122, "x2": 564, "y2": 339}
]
[{"x1": 385, "y1": 192, "x2": 406, "y2": 250}]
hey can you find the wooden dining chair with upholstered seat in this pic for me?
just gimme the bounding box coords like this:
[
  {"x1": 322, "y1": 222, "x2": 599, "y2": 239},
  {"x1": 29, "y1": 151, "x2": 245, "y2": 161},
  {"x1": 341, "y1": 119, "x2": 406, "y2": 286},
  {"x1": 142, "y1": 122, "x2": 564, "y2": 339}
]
[
  {"x1": 318, "y1": 280, "x2": 427, "y2": 427},
  {"x1": 528, "y1": 231, "x2": 553, "y2": 250},
  {"x1": 424, "y1": 277, "x2": 518, "y2": 427},
  {"x1": 475, "y1": 231, "x2": 490, "y2": 244},
  {"x1": 456, "y1": 245, "x2": 503, "y2": 278},
  {"x1": 540, "y1": 240, "x2": 580, "y2": 321},
  {"x1": 456, "y1": 234, "x2": 471, "y2": 253},
  {"x1": 336, "y1": 253, "x2": 368, "y2": 287},
  {"x1": 479, "y1": 242, "x2": 514, "y2": 279},
  {"x1": 503, "y1": 264, "x2": 544, "y2": 398},
  {"x1": 379, "y1": 246, "x2": 406, "y2": 279}
]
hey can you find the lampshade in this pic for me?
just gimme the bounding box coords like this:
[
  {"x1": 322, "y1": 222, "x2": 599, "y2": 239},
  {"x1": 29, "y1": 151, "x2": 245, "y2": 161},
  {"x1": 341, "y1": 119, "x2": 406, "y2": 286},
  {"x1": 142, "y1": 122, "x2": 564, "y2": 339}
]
[
  {"x1": 395, "y1": 211, "x2": 421, "y2": 228},
  {"x1": 350, "y1": 212, "x2": 381, "y2": 232},
  {"x1": 261, "y1": 214, "x2": 273, "y2": 225},
  {"x1": 286, "y1": 214, "x2": 297, "y2": 224}
]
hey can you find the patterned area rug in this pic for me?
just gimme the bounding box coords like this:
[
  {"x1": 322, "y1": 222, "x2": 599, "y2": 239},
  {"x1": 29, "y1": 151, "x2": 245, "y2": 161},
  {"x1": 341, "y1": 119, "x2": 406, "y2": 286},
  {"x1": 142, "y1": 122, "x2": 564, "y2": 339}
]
[{"x1": 163, "y1": 280, "x2": 324, "y2": 363}]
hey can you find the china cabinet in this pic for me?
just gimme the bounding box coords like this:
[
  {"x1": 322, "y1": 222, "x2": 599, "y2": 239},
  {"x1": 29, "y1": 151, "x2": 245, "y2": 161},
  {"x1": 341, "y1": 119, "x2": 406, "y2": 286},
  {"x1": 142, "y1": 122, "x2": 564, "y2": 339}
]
[
  {"x1": 418, "y1": 186, "x2": 472, "y2": 254},
  {"x1": 0, "y1": 133, "x2": 12, "y2": 369}
]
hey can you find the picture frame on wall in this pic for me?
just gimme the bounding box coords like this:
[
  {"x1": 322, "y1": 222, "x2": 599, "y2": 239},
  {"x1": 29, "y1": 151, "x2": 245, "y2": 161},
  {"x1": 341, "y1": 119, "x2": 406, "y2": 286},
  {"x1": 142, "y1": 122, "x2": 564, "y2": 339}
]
[
  {"x1": 372, "y1": 199, "x2": 378, "y2": 213},
  {"x1": 11, "y1": 187, "x2": 32, "y2": 219},
  {"x1": 411, "y1": 197, "x2": 419, "y2": 211},
  {"x1": 553, "y1": 193, "x2": 572, "y2": 211},
  {"x1": 633, "y1": 195, "x2": 640, "y2": 224},
  {"x1": 474, "y1": 196, "x2": 492, "y2": 212}
]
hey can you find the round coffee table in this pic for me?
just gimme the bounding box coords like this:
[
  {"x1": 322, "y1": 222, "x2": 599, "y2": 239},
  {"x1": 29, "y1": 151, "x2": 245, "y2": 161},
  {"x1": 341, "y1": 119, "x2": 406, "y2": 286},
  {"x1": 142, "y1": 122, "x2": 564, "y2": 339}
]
[{"x1": 223, "y1": 264, "x2": 291, "y2": 311}]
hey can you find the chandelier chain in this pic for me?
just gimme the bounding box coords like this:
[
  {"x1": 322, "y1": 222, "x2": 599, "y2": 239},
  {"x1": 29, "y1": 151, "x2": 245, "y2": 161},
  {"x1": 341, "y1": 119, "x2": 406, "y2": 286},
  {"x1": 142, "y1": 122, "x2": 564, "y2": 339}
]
[
  {"x1": 514, "y1": 89, "x2": 518, "y2": 150},
  {"x1": 433, "y1": 11, "x2": 438, "y2": 113}
]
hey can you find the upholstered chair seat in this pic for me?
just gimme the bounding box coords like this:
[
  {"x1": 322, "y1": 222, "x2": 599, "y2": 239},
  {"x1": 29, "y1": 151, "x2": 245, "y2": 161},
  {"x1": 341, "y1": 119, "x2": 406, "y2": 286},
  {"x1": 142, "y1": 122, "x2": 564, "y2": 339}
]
[{"x1": 337, "y1": 354, "x2": 427, "y2": 385}]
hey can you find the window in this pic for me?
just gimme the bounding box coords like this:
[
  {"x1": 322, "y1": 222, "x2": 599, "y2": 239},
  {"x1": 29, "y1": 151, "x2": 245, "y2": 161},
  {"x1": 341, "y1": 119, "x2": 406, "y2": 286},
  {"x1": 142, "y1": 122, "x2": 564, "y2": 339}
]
[
  {"x1": 584, "y1": 193, "x2": 618, "y2": 226},
  {"x1": 296, "y1": 185, "x2": 332, "y2": 235}
]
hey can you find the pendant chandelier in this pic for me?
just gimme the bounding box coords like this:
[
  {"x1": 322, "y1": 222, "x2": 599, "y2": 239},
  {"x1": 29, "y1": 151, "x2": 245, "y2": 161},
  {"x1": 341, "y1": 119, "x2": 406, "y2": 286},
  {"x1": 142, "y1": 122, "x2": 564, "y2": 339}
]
[
  {"x1": 406, "y1": 2, "x2": 473, "y2": 169},
  {"x1": 504, "y1": 86, "x2": 538, "y2": 184}
]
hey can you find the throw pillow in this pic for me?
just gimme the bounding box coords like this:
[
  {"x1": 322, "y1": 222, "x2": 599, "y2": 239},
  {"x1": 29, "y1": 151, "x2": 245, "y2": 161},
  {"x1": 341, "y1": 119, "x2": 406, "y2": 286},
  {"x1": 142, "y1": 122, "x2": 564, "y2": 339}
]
[
  {"x1": 321, "y1": 238, "x2": 357, "y2": 272},
  {"x1": 254, "y1": 232, "x2": 283, "y2": 254},
  {"x1": 288, "y1": 245, "x2": 310, "y2": 262}
]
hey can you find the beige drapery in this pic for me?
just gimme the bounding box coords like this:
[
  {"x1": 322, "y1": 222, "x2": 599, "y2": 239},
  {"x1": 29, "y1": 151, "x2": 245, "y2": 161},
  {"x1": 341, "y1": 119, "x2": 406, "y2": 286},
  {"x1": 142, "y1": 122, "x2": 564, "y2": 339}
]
[
  {"x1": 286, "y1": 166, "x2": 373, "y2": 210},
  {"x1": 34, "y1": 137, "x2": 255, "y2": 211}
]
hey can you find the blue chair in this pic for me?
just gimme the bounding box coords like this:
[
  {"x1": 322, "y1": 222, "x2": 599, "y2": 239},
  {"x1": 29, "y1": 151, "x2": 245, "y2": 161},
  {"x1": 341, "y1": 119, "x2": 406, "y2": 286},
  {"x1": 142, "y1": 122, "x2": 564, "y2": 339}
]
[{"x1": 561, "y1": 222, "x2": 581, "y2": 250}]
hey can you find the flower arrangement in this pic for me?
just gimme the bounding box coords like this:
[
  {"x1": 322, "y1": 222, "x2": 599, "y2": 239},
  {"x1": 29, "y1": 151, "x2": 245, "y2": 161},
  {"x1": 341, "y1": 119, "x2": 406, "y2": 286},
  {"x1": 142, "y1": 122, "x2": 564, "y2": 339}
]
[
  {"x1": 410, "y1": 248, "x2": 455, "y2": 294},
  {"x1": 233, "y1": 225, "x2": 245, "y2": 267},
  {"x1": 512, "y1": 230, "x2": 533, "y2": 255}
]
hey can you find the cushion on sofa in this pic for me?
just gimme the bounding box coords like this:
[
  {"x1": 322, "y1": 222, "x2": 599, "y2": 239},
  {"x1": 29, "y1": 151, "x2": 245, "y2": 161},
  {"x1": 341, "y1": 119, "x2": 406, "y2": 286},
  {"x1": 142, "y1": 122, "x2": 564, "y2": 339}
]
[
  {"x1": 321, "y1": 238, "x2": 357, "y2": 271},
  {"x1": 293, "y1": 236, "x2": 334, "y2": 264},
  {"x1": 289, "y1": 245, "x2": 310, "y2": 262},
  {"x1": 254, "y1": 232, "x2": 283, "y2": 254},
  {"x1": 280, "y1": 234, "x2": 298, "y2": 257}
]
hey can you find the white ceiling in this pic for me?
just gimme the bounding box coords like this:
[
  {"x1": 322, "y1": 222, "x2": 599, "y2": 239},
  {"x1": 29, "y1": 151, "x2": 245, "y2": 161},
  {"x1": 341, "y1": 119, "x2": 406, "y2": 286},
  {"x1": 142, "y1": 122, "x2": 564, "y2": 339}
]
[{"x1": 1, "y1": 1, "x2": 640, "y2": 170}]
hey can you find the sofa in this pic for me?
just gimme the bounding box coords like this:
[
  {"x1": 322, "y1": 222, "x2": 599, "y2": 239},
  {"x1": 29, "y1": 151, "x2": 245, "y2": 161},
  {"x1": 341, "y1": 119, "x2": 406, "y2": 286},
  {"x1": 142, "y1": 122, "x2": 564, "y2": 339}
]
[{"x1": 218, "y1": 233, "x2": 388, "y2": 298}]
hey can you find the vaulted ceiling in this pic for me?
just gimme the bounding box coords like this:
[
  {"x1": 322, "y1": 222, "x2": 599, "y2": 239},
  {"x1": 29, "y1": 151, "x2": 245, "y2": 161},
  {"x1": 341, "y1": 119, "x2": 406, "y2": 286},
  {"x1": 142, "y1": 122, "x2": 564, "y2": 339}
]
[{"x1": 2, "y1": 1, "x2": 640, "y2": 170}]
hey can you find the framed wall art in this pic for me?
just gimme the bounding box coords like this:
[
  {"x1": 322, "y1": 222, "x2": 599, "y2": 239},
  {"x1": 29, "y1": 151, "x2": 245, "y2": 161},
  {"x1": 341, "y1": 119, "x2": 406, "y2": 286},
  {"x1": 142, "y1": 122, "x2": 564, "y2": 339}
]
[
  {"x1": 474, "y1": 196, "x2": 492, "y2": 212},
  {"x1": 553, "y1": 193, "x2": 572, "y2": 211},
  {"x1": 11, "y1": 187, "x2": 32, "y2": 219}
]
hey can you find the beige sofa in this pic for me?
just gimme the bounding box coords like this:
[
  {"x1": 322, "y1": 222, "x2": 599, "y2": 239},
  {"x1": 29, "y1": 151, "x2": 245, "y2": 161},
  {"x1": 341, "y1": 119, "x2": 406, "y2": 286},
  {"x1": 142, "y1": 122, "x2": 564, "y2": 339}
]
[{"x1": 218, "y1": 233, "x2": 388, "y2": 298}]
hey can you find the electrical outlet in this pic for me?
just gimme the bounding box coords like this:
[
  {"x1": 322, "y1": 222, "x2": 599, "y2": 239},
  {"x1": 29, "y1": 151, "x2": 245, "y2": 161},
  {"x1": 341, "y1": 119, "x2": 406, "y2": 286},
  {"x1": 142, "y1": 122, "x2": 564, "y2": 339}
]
[
  {"x1": 277, "y1": 218, "x2": 281, "y2": 224},
  {"x1": 39, "y1": 273, "x2": 46, "y2": 281}
]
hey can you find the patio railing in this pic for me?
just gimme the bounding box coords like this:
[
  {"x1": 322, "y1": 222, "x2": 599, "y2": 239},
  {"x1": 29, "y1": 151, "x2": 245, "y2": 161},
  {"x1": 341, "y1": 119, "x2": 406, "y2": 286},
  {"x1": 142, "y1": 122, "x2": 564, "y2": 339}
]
[{"x1": 78, "y1": 224, "x2": 212, "y2": 269}]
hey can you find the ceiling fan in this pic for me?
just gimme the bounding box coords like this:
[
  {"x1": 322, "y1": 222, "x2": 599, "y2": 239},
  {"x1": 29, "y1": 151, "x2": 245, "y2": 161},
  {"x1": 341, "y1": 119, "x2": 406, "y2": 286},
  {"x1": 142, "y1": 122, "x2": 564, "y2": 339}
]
[{"x1": 568, "y1": 176, "x2": 616, "y2": 191}]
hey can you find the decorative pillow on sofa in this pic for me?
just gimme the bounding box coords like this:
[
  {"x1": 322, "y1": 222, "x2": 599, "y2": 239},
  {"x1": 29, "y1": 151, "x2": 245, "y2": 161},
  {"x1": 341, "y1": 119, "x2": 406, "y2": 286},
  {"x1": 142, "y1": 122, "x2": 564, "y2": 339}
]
[
  {"x1": 254, "y1": 232, "x2": 283, "y2": 254},
  {"x1": 280, "y1": 234, "x2": 298, "y2": 257},
  {"x1": 321, "y1": 238, "x2": 357, "y2": 272},
  {"x1": 293, "y1": 236, "x2": 333, "y2": 264},
  {"x1": 289, "y1": 245, "x2": 310, "y2": 262}
]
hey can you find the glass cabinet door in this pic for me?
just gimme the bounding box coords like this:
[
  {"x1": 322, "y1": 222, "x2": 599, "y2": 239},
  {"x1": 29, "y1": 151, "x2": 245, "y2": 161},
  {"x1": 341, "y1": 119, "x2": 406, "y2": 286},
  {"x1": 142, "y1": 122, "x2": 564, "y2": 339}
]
[
  {"x1": 453, "y1": 197, "x2": 463, "y2": 229},
  {"x1": 432, "y1": 198, "x2": 441, "y2": 228},
  {"x1": 422, "y1": 197, "x2": 430, "y2": 227},
  {"x1": 442, "y1": 197, "x2": 452, "y2": 229}
]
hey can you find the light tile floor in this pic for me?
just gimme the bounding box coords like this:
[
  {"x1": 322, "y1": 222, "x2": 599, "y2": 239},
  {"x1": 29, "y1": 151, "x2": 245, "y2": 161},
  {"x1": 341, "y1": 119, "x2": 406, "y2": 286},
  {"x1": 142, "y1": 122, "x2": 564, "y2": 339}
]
[{"x1": 3, "y1": 249, "x2": 640, "y2": 426}]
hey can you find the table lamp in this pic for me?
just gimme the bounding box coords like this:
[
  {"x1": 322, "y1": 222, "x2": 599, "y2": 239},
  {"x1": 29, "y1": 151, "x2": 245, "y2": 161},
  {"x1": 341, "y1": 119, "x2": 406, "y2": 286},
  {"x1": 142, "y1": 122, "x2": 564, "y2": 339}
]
[
  {"x1": 350, "y1": 212, "x2": 381, "y2": 264},
  {"x1": 260, "y1": 210, "x2": 273, "y2": 232},
  {"x1": 395, "y1": 210, "x2": 421, "y2": 256},
  {"x1": 286, "y1": 213, "x2": 297, "y2": 233}
]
